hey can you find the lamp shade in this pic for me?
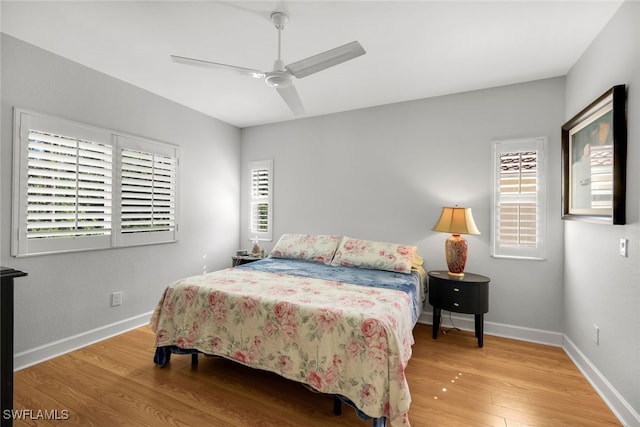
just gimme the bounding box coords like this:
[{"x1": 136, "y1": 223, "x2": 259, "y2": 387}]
[{"x1": 432, "y1": 207, "x2": 481, "y2": 235}]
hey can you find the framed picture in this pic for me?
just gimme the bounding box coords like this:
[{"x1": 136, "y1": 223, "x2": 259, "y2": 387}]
[{"x1": 562, "y1": 85, "x2": 627, "y2": 224}]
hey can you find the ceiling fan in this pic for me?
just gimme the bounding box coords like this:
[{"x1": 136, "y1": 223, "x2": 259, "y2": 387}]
[{"x1": 170, "y1": 11, "x2": 366, "y2": 116}]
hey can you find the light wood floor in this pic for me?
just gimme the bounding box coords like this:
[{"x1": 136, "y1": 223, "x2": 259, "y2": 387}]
[{"x1": 13, "y1": 324, "x2": 620, "y2": 426}]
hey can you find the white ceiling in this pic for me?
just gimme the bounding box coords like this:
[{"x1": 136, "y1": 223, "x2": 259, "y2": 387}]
[{"x1": 1, "y1": 1, "x2": 623, "y2": 128}]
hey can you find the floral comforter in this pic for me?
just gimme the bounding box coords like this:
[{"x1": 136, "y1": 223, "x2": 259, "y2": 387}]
[{"x1": 150, "y1": 259, "x2": 422, "y2": 426}]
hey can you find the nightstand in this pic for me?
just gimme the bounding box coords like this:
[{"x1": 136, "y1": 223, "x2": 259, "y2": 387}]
[
  {"x1": 428, "y1": 270, "x2": 490, "y2": 347},
  {"x1": 232, "y1": 255, "x2": 263, "y2": 267}
]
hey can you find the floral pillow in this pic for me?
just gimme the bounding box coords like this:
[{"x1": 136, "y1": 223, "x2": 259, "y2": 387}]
[
  {"x1": 270, "y1": 234, "x2": 342, "y2": 265},
  {"x1": 330, "y1": 237, "x2": 417, "y2": 274}
]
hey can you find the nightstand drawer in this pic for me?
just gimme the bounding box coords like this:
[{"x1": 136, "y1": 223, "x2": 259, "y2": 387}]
[
  {"x1": 428, "y1": 273, "x2": 489, "y2": 314},
  {"x1": 437, "y1": 289, "x2": 478, "y2": 313}
]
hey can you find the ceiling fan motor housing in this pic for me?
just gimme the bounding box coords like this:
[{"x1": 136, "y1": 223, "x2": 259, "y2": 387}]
[
  {"x1": 265, "y1": 71, "x2": 291, "y2": 88},
  {"x1": 265, "y1": 58, "x2": 291, "y2": 87}
]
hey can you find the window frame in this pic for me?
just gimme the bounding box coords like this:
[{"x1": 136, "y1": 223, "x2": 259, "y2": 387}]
[
  {"x1": 491, "y1": 136, "x2": 547, "y2": 260},
  {"x1": 114, "y1": 134, "x2": 180, "y2": 248},
  {"x1": 11, "y1": 108, "x2": 180, "y2": 257},
  {"x1": 248, "y1": 159, "x2": 273, "y2": 242}
]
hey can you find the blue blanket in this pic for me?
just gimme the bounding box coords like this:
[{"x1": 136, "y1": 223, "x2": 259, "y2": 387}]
[{"x1": 238, "y1": 257, "x2": 425, "y2": 325}]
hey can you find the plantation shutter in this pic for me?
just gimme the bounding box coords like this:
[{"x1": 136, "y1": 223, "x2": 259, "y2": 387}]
[
  {"x1": 13, "y1": 111, "x2": 114, "y2": 256},
  {"x1": 491, "y1": 137, "x2": 547, "y2": 259},
  {"x1": 497, "y1": 151, "x2": 538, "y2": 247},
  {"x1": 12, "y1": 109, "x2": 180, "y2": 256},
  {"x1": 116, "y1": 135, "x2": 180, "y2": 246},
  {"x1": 27, "y1": 131, "x2": 113, "y2": 239},
  {"x1": 249, "y1": 160, "x2": 273, "y2": 241}
]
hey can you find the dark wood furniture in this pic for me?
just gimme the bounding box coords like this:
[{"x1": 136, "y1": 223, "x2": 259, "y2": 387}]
[
  {"x1": 428, "y1": 270, "x2": 489, "y2": 347},
  {"x1": 231, "y1": 255, "x2": 263, "y2": 267},
  {"x1": 1, "y1": 267, "x2": 27, "y2": 427}
]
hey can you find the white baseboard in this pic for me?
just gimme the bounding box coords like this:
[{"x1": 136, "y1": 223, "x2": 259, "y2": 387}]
[
  {"x1": 13, "y1": 309, "x2": 639, "y2": 427},
  {"x1": 418, "y1": 310, "x2": 564, "y2": 347},
  {"x1": 14, "y1": 311, "x2": 154, "y2": 371},
  {"x1": 563, "y1": 336, "x2": 640, "y2": 427},
  {"x1": 419, "y1": 310, "x2": 638, "y2": 427}
]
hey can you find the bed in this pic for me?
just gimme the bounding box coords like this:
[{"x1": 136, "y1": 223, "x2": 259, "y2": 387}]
[{"x1": 150, "y1": 234, "x2": 426, "y2": 427}]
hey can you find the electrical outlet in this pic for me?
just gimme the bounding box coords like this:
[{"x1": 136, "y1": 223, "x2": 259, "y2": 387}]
[
  {"x1": 111, "y1": 291, "x2": 123, "y2": 307},
  {"x1": 619, "y1": 238, "x2": 628, "y2": 257},
  {"x1": 593, "y1": 325, "x2": 600, "y2": 345}
]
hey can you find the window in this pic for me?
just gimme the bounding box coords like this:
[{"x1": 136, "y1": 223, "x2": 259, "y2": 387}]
[
  {"x1": 248, "y1": 160, "x2": 273, "y2": 241},
  {"x1": 116, "y1": 135, "x2": 179, "y2": 247},
  {"x1": 491, "y1": 137, "x2": 547, "y2": 260},
  {"x1": 12, "y1": 109, "x2": 180, "y2": 257}
]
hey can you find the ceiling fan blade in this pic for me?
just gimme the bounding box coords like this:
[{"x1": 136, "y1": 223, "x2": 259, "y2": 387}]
[
  {"x1": 170, "y1": 55, "x2": 265, "y2": 78},
  {"x1": 285, "y1": 41, "x2": 366, "y2": 79},
  {"x1": 276, "y1": 84, "x2": 305, "y2": 116}
]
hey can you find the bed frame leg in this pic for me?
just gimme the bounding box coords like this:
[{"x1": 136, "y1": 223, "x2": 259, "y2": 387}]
[
  {"x1": 191, "y1": 353, "x2": 198, "y2": 366},
  {"x1": 153, "y1": 347, "x2": 171, "y2": 367},
  {"x1": 332, "y1": 396, "x2": 342, "y2": 416},
  {"x1": 372, "y1": 417, "x2": 387, "y2": 427}
]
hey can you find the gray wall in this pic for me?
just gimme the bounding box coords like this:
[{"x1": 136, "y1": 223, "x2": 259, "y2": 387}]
[
  {"x1": 1, "y1": 34, "x2": 241, "y2": 354},
  {"x1": 241, "y1": 77, "x2": 566, "y2": 333},
  {"x1": 564, "y1": 0, "x2": 640, "y2": 420},
  {"x1": 4, "y1": 2, "x2": 638, "y2": 420}
]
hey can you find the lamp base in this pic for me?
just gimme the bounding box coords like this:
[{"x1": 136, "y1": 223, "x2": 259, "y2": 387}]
[{"x1": 445, "y1": 234, "x2": 468, "y2": 276}]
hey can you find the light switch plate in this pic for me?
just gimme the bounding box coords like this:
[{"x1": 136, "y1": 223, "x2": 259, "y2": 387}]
[{"x1": 619, "y1": 238, "x2": 628, "y2": 257}]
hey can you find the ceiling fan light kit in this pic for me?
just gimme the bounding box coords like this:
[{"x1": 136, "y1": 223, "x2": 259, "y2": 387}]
[{"x1": 171, "y1": 11, "x2": 366, "y2": 115}]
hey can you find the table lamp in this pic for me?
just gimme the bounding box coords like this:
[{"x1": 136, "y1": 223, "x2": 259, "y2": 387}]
[{"x1": 432, "y1": 206, "x2": 481, "y2": 276}]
